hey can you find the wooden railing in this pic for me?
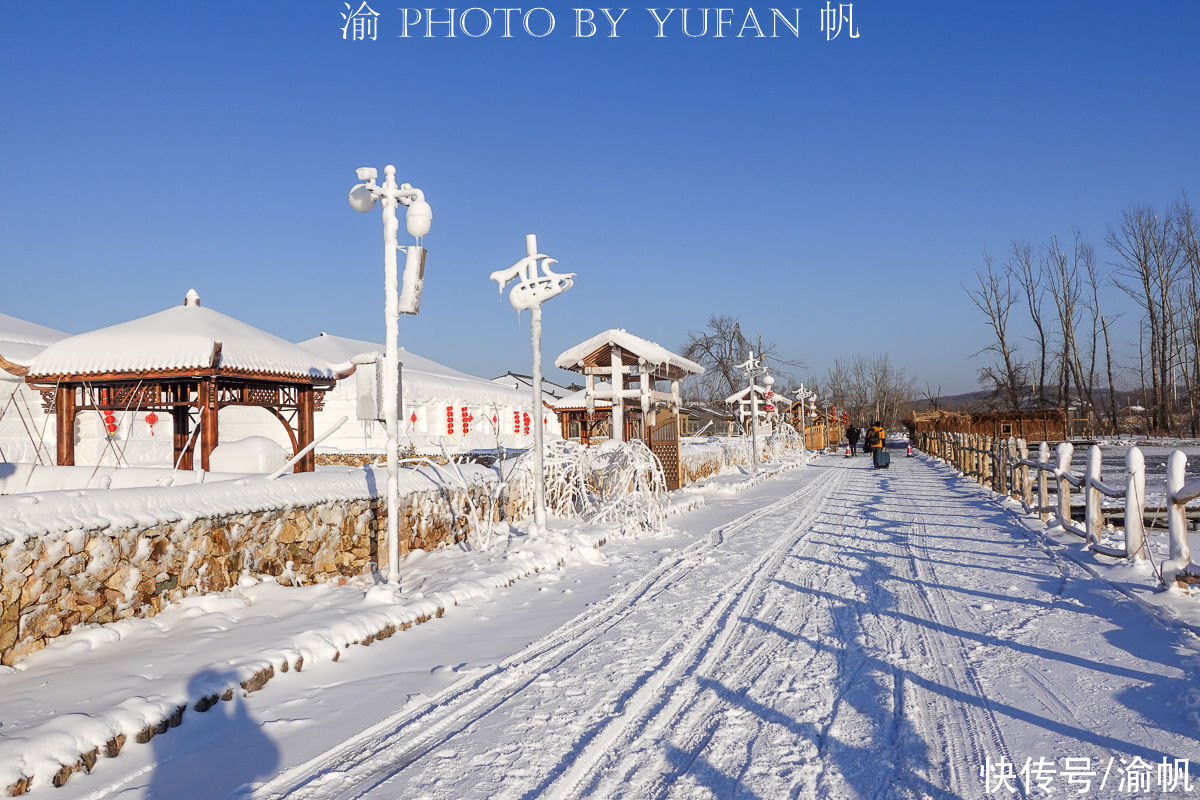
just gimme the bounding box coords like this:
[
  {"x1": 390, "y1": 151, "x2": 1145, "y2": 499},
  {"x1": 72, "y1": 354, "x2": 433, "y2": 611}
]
[{"x1": 914, "y1": 432, "x2": 1200, "y2": 586}]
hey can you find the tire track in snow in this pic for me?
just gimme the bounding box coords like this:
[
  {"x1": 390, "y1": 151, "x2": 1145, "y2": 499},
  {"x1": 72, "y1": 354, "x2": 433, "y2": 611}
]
[
  {"x1": 248, "y1": 467, "x2": 844, "y2": 800},
  {"x1": 554, "y1": 468, "x2": 850, "y2": 800},
  {"x1": 888, "y1": 471, "x2": 1025, "y2": 799}
]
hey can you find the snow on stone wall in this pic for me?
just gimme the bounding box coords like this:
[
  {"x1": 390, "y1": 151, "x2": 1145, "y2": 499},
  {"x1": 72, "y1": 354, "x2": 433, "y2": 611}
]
[
  {"x1": 0, "y1": 467, "x2": 508, "y2": 666},
  {"x1": 680, "y1": 436, "x2": 754, "y2": 482}
]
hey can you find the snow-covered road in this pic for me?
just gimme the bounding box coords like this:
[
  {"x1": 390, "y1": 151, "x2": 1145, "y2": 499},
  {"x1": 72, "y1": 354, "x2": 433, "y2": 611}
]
[{"x1": 242, "y1": 453, "x2": 1200, "y2": 800}]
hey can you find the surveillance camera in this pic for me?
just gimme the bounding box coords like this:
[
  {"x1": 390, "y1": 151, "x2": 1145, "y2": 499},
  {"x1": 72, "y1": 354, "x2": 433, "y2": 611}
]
[{"x1": 356, "y1": 167, "x2": 378, "y2": 182}]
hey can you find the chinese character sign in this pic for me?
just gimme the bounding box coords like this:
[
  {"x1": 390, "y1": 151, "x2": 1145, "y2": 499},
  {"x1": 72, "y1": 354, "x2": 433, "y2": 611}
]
[{"x1": 341, "y1": 2, "x2": 379, "y2": 41}]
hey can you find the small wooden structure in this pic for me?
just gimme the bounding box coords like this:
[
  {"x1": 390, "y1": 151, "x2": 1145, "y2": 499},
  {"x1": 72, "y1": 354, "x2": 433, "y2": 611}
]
[
  {"x1": 554, "y1": 329, "x2": 704, "y2": 490},
  {"x1": 552, "y1": 384, "x2": 613, "y2": 445},
  {"x1": 905, "y1": 408, "x2": 1068, "y2": 443},
  {"x1": 15, "y1": 290, "x2": 336, "y2": 472},
  {"x1": 678, "y1": 405, "x2": 736, "y2": 437}
]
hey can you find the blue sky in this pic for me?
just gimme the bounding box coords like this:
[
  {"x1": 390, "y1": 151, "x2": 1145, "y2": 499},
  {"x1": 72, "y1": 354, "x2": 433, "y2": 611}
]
[{"x1": 2, "y1": 2, "x2": 1198, "y2": 396}]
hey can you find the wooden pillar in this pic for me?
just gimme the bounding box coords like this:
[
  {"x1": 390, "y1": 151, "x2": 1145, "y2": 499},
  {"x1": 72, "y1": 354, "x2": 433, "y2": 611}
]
[
  {"x1": 198, "y1": 378, "x2": 218, "y2": 471},
  {"x1": 610, "y1": 346, "x2": 624, "y2": 443},
  {"x1": 171, "y1": 383, "x2": 192, "y2": 470},
  {"x1": 296, "y1": 384, "x2": 315, "y2": 473},
  {"x1": 55, "y1": 384, "x2": 76, "y2": 466}
]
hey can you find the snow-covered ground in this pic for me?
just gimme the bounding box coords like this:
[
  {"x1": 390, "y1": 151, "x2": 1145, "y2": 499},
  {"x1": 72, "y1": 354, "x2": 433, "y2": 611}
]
[{"x1": 5, "y1": 450, "x2": 1200, "y2": 799}]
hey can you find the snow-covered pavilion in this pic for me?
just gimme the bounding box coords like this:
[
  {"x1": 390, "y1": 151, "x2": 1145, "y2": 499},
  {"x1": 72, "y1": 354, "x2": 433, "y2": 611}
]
[
  {"x1": 554, "y1": 329, "x2": 703, "y2": 489},
  {"x1": 16, "y1": 290, "x2": 336, "y2": 473}
]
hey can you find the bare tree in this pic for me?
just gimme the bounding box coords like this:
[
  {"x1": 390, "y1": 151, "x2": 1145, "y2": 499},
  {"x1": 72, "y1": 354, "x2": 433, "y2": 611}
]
[
  {"x1": 824, "y1": 354, "x2": 913, "y2": 427},
  {"x1": 964, "y1": 250, "x2": 1026, "y2": 411},
  {"x1": 680, "y1": 315, "x2": 800, "y2": 405},
  {"x1": 1173, "y1": 192, "x2": 1200, "y2": 435},
  {"x1": 1108, "y1": 204, "x2": 1185, "y2": 433},
  {"x1": 1010, "y1": 240, "x2": 1050, "y2": 406},
  {"x1": 1043, "y1": 231, "x2": 1100, "y2": 428}
]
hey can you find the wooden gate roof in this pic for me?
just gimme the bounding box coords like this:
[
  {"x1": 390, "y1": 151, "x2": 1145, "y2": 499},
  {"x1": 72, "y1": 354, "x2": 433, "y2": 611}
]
[{"x1": 554, "y1": 328, "x2": 703, "y2": 381}]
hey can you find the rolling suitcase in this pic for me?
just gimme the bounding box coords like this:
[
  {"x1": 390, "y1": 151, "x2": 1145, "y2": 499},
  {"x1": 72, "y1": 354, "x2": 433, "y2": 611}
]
[{"x1": 875, "y1": 449, "x2": 890, "y2": 469}]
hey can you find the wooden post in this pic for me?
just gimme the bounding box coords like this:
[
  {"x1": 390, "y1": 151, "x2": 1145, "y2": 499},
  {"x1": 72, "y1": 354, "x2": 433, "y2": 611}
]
[
  {"x1": 1056, "y1": 442, "x2": 1075, "y2": 527},
  {"x1": 172, "y1": 384, "x2": 193, "y2": 470},
  {"x1": 55, "y1": 384, "x2": 76, "y2": 466},
  {"x1": 1084, "y1": 445, "x2": 1103, "y2": 545},
  {"x1": 1037, "y1": 441, "x2": 1050, "y2": 521},
  {"x1": 297, "y1": 384, "x2": 315, "y2": 473},
  {"x1": 1164, "y1": 451, "x2": 1192, "y2": 583},
  {"x1": 1125, "y1": 446, "x2": 1146, "y2": 562},
  {"x1": 1018, "y1": 439, "x2": 1031, "y2": 510},
  {"x1": 198, "y1": 378, "x2": 218, "y2": 471}
]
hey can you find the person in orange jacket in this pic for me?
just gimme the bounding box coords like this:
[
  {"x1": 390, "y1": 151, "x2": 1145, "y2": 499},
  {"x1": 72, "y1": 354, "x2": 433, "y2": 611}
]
[{"x1": 865, "y1": 421, "x2": 887, "y2": 468}]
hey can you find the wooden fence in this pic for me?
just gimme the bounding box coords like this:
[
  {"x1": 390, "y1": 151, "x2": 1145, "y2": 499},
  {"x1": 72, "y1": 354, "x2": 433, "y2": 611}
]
[{"x1": 914, "y1": 432, "x2": 1200, "y2": 587}]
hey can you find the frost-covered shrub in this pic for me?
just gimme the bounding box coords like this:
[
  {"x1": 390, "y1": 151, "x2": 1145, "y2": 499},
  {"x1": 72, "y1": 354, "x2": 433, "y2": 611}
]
[
  {"x1": 506, "y1": 440, "x2": 598, "y2": 521},
  {"x1": 765, "y1": 422, "x2": 804, "y2": 462},
  {"x1": 503, "y1": 439, "x2": 667, "y2": 534},
  {"x1": 589, "y1": 439, "x2": 667, "y2": 534}
]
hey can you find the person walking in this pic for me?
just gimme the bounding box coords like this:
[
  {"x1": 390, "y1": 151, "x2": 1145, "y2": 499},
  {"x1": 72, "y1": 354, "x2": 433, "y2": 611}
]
[
  {"x1": 846, "y1": 424, "x2": 860, "y2": 456},
  {"x1": 866, "y1": 420, "x2": 887, "y2": 468}
]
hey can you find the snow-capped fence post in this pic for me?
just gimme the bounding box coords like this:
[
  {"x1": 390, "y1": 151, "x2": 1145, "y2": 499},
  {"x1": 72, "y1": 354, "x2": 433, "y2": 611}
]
[
  {"x1": 998, "y1": 438, "x2": 1008, "y2": 494},
  {"x1": 980, "y1": 435, "x2": 989, "y2": 487},
  {"x1": 1037, "y1": 441, "x2": 1051, "y2": 522},
  {"x1": 1084, "y1": 445, "x2": 1104, "y2": 547},
  {"x1": 1018, "y1": 438, "x2": 1032, "y2": 511},
  {"x1": 1125, "y1": 446, "x2": 1147, "y2": 562},
  {"x1": 1164, "y1": 450, "x2": 1199, "y2": 585},
  {"x1": 1005, "y1": 436, "x2": 1018, "y2": 499},
  {"x1": 979, "y1": 435, "x2": 988, "y2": 485},
  {"x1": 991, "y1": 436, "x2": 1002, "y2": 492},
  {"x1": 1055, "y1": 442, "x2": 1075, "y2": 528}
]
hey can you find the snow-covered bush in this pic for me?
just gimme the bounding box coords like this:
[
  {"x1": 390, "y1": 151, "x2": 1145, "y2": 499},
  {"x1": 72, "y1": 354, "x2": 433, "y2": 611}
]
[
  {"x1": 764, "y1": 422, "x2": 804, "y2": 462},
  {"x1": 505, "y1": 440, "x2": 599, "y2": 521},
  {"x1": 503, "y1": 439, "x2": 667, "y2": 535},
  {"x1": 588, "y1": 439, "x2": 668, "y2": 534}
]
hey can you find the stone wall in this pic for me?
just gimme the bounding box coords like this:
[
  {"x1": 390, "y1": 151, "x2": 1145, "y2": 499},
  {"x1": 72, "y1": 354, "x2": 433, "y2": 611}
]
[{"x1": 0, "y1": 483, "x2": 503, "y2": 666}]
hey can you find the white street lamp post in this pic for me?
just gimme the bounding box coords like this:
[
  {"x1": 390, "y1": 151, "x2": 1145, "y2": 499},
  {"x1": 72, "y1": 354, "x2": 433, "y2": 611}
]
[
  {"x1": 737, "y1": 351, "x2": 767, "y2": 475},
  {"x1": 349, "y1": 165, "x2": 433, "y2": 583},
  {"x1": 490, "y1": 234, "x2": 575, "y2": 532}
]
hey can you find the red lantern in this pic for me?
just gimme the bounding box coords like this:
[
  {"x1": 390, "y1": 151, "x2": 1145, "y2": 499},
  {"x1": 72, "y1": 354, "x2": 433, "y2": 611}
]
[
  {"x1": 514, "y1": 411, "x2": 521, "y2": 434},
  {"x1": 523, "y1": 412, "x2": 530, "y2": 435},
  {"x1": 410, "y1": 411, "x2": 418, "y2": 426},
  {"x1": 461, "y1": 407, "x2": 470, "y2": 434},
  {"x1": 446, "y1": 405, "x2": 454, "y2": 435}
]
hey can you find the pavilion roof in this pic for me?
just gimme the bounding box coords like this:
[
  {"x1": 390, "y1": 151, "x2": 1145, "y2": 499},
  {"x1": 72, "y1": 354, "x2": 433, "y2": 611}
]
[
  {"x1": 554, "y1": 329, "x2": 703, "y2": 380},
  {"x1": 26, "y1": 290, "x2": 335, "y2": 382}
]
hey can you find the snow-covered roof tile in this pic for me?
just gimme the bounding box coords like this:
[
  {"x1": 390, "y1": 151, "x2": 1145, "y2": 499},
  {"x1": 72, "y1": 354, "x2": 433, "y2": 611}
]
[
  {"x1": 27, "y1": 291, "x2": 335, "y2": 380},
  {"x1": 553, "y1": 329, "x2": 703, "y2": 376}
]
